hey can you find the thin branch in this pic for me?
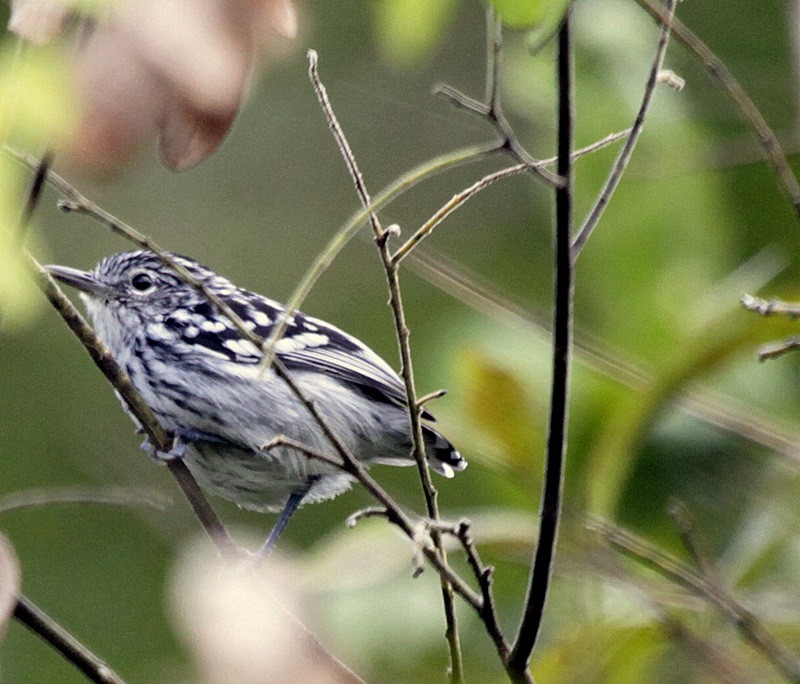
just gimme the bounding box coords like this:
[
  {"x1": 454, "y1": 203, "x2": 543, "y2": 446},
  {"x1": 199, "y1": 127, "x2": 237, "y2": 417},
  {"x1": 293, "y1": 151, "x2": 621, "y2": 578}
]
[
  {"x1": 14, "y1": 595, "x2": 125, "y2": 684},
  {"x1": 668, "y1": 499, "x2": 724, "y2": 589},
  {"x1": 633, "y1": 0, "x2": 800, "y2": 222},
  {"x1": 261, "y1": 435, "x2": 344, "y2": 469},
  {"x1": 346, "y1": 507, "x2": 390, "y2": 528},
  {"x1": 507, "y1": 12, "x2": 574, "y2": 681},
  {"x1": 592, "y1": 519, "x2": 800, "y2": 683},
  {"x1": 741, "y1": 294, "x2": 800, "y2": 360},
  {"x1": 307, "y1": 49, "x2": 464, "y2": 684},
  {"x1": 571, "y1": 0, "x2": 677, "y2": 256},
  {"x1": 741, "y1": 293, "x2": 800, "y2": 319},
  {"x1": 392, "y1": 128, "x2": 631, "y2": 265},
  {"x1": 434, "y1": 87, "x2": 562, "y2": 188},
  {"x1": 438, "y1": 519, "x2": 510, "y2": 662}
]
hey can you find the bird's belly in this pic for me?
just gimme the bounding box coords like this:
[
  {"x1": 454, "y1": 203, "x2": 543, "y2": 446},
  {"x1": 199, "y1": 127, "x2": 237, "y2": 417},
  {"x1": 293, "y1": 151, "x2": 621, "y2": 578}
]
[{"x1": 182, "y1": 440, "x2": 353, "y2": 512}]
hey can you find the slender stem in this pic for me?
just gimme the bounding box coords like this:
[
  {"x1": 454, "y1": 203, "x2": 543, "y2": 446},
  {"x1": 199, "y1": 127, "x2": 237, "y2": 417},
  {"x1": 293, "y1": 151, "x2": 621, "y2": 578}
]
[
  {"x1": 306, "y1": 49, "x2": 464, "y2": 683},
  {"x1": 571, "y1": 0, "x2": 677, "y2": 256},
  {"x1": 507, "y1": 13, "x2": 574, "y2": 681},
  {"x1": 392, "y1": 128, "x2": 631, "y2": 265},
  {"x1": 14, "y1": 595, "x2": 125, "y2": 684},
  {"x1": 633, "y1": 0, "x2": 800, "y2": 222}
]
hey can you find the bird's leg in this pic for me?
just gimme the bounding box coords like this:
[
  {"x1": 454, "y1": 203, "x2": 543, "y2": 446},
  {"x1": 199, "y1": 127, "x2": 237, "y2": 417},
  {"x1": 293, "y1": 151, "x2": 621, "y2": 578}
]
[{"x1": 258, "y1": 476, "x2": 319, "y2": 558}]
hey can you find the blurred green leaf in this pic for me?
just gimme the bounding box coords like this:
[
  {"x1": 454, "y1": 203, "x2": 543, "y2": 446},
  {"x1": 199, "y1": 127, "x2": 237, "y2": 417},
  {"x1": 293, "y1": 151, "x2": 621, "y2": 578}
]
[
  {"x1": 533, "y1": 624, "x2": 663, "y2": 683},
  {"x1": 489, "y1": 0, "x2": 568, "y2": 28},
  {"x1": 455, "y1": 347, "x2": 545, "y2": 475},
  {"x1": 374, "y1": 0, "x2": 459, "y2": 65}
]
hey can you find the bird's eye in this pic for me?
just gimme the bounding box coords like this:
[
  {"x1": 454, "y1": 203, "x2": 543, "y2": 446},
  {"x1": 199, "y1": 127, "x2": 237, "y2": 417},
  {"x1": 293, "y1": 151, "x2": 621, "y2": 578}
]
[{"x1": 130, "y1": 272, "x2": 155, "y2": 293}]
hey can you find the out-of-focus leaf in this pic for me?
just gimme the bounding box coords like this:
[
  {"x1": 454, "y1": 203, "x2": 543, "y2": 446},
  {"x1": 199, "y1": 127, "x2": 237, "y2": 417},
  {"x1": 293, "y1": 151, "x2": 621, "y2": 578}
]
[
  {"x1": 586, "y1": 309, "x2": 800, "y2": 518},
  {"x1": 0, "y1": 532, "x2": 20, "y2": 642},
  {"x1": 490, "y1": 0, "x2": 568, "y2": 29},
  {"x1": 0, "y1": 44, "x2": 74, "y2": 145},
  {"x1": 455, "y1": 347, "x2": 545, "y2": 474},
  {"x1": 374, "y1": 0, "x2": 458, "y2": 66},
  {"x1": 533, "y1": 624, "x2": 663, "y2": 683},
  {"x1": 0, "y1": 158, "x2": 42, "y2": 329}
]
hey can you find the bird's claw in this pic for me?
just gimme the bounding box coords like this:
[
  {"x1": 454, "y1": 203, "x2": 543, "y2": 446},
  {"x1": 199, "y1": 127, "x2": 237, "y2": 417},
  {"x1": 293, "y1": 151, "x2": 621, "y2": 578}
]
[{"x1": 142, "y1": 436, "x2": 187, "y2": 463}]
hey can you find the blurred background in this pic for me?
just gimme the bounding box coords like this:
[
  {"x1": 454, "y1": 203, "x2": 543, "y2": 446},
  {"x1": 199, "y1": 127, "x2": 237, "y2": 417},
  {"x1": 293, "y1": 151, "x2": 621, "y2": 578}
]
[{"x1": 3, "y1": 0, "x2": 800, "y2": 681}]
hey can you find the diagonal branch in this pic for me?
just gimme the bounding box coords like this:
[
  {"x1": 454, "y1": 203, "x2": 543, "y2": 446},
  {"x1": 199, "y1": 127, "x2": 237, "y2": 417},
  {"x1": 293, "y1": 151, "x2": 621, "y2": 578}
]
[
  {"x1": 571, "y1": 0, "x2": 678, "y2": 256},
  {"x1": 14, "y1": 595, "x2": 125, "y2": 684},
  {"x1": 633, "y1": 0, "x2": 800, "y2": 222}
]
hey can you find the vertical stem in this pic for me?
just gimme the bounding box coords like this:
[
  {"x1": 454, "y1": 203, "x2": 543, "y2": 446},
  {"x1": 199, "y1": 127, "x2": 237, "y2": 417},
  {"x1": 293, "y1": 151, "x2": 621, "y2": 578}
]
[{"x1": 507, "y1": 11, "x2": 574, "y2": 681}]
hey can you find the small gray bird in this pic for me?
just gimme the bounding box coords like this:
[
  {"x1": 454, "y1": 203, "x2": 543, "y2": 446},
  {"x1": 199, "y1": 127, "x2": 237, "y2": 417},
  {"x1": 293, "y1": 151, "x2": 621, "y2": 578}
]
[{"x1": 47, "y1": 251, "x2": 465, "y2": 552}]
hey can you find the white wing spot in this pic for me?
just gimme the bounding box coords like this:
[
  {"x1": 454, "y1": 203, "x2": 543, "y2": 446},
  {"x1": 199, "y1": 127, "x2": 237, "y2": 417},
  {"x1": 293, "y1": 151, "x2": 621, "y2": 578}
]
[
  {"x1": 184, "y1": 326, "x2": 199, "y2": 338},
  {"x1": 201, "y1": 319, "x2": 227, "y2": 333},
  {"x1": 252, "y1": 311, "x2": 271, "y2": 326},
  {"x1": 223, "y1": 339, "x2": 260, "y2": 356},
  {"x1": 276, "y1": 332, "x2": 329, "y2": 353}
]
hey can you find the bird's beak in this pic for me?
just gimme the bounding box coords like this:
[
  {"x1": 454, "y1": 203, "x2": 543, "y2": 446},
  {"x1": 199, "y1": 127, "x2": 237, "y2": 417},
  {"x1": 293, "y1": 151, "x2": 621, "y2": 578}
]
[{"x1": 45, "y1": 265, "x2": 113, "y2": 298}]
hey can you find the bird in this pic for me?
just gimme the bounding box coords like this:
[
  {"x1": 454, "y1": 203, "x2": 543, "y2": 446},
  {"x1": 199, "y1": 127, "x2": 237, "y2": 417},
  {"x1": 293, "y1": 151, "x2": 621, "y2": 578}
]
[{"x1": 46, "y1": 250, "x2": 465, "y2": 554}]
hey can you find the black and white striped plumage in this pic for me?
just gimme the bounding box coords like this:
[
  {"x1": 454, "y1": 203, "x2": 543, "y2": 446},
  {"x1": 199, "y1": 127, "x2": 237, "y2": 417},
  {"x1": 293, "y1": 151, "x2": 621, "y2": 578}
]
[{"x1": 47, "y1": 251, "x2": 465, "y2": 516}]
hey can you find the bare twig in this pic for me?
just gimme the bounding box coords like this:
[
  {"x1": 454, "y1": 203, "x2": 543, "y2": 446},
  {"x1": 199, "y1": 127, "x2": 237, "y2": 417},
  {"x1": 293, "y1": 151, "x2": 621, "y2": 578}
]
[
  {"x1": 437, "y1": 519, "x2": 510, "y2": 661},
  {"x1": 591, "y1": 519, "x2": 800, "y2": 682},
  {"x1": 391, "y1": 128, "x2": 631, "y2": 265},
  {"x1": 741, "y1": 293, "x2": 800, "y2": 319},
  {"x1": 346, "y1": 507, "x2": 390, "y2": 528},
  {"x1": 417, "y1": 389, "x2": 448, "y2": 408},
  {"x1": 507, "y1": 13, "x2": 574, "y2": 682},
  {"x1": 634, "y1": 0, "x2": 800, "y2": 222},
  {"x1": 435, "y1": 64, "x2": 562, "y2": 188},
  {"x1": 261, "y1": 435, "x2": 344, "y2": 469},
  {"x1": 14, "y1": 595, "x2": 125, "y2": 684},
  {"x1": 741, "y1": 294, "x2": 800, "y2": 361},
  {"x1": 668, "y1": 499, "x2": 723, "y2": 588},
  {"x1": 571, "y1": 0, "x2": 678, "y2": 256},
  {"x1": 307, "y1": 49, "x2": 464, "y2": 684}
]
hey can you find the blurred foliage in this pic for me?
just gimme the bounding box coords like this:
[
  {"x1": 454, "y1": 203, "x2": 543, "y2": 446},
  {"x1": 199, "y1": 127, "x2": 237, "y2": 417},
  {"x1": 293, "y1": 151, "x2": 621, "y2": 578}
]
[
  {"x1": 0, "y1": 39, "x2": 72, "y2": 328},
  {"x1": 3, "y1": 0, "x2": 800, "y2": 682}
]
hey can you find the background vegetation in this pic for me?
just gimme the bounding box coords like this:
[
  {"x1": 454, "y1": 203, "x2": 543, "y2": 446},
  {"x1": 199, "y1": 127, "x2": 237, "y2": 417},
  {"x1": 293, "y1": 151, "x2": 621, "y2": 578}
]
[{"x1": 2, "y1": 0, "x2": 800, "y2": 681}]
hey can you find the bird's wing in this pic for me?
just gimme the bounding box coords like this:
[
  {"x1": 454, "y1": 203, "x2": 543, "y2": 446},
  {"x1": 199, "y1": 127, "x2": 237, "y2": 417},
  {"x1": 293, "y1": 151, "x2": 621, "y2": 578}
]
[{"x1": 166, "y1": 293, "x2": 434, "y2": 419}]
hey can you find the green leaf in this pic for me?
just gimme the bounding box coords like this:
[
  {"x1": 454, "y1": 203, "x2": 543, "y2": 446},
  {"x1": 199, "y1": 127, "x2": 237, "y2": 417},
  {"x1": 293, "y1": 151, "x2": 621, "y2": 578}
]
[
  {"x1": 374, "y1": 0, "x2": 459, "y2": 66},
  {"x1": 489, "y1": 0, "x2": 568, "y2": 28}
]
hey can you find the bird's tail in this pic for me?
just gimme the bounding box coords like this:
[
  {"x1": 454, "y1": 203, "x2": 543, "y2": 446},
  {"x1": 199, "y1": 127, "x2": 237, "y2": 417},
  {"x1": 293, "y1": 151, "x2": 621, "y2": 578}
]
[{"x1": 423, "y1": 425, "x2": 467, "y2": 478}]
